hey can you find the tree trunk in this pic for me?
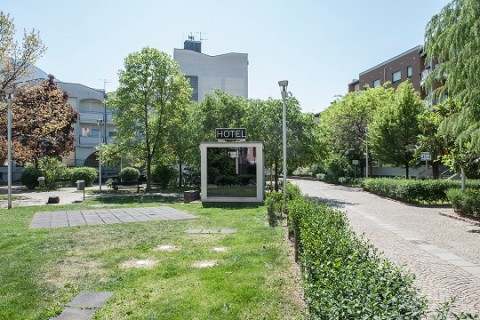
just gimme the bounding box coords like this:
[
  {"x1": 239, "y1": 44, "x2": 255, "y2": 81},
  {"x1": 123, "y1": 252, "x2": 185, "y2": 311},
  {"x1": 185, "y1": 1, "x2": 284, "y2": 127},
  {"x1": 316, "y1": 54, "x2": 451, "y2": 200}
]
[
  {"x1": 146, "y1": 155, "x2": 152, "y2": 192},
  {"x1": 461, "y1": 167, "x2": 466, "y2": 192},
  {"x1": 405, "y1": 162, "x2": 410, "y2": 179},
  {"x1": 432, "y1": 161, "x2": 440, "y2": 179}
]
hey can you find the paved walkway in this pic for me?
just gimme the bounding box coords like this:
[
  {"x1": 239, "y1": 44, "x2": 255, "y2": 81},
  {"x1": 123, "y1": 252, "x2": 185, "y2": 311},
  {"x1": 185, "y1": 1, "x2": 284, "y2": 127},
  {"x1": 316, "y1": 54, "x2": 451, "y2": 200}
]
[
  {"x1": 291, "y1": 179, "x2": 480, "y2": 314},
  {"x1": 31, "y1": 206, "x2": 198, "y2": 229},
  {"x1": 0, "y1": 185, "x2": 94, "y2": 208}
]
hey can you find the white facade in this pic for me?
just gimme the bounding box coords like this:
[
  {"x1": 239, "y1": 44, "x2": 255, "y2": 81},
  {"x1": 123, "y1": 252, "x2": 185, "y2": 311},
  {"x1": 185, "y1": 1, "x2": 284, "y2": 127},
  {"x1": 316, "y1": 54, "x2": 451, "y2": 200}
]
[
  {"x1": 173, "y1": 47, "x2": 248, "y2": 101},
  {"x1": 56, "y1": 82, "x2": 114, "y2": 167}
]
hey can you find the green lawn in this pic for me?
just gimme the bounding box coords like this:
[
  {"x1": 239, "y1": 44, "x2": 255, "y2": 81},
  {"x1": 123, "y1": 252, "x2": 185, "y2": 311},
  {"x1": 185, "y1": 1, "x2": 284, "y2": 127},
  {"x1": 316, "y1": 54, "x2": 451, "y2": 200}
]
[{"x1": 0, "y1": 195, "x2": 305, "y2": 319}]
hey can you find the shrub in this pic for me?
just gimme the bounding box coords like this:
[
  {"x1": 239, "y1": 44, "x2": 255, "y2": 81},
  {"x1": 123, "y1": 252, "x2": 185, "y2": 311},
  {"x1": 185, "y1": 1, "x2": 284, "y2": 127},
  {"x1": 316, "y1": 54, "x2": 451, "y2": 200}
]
[
  {"x1": 362, "y1": 178, "x2": 461, "y2": 204},
  {"x1": 152, "y1": 164, "x2": 177, "y2": 189},
  {"x1": 265, "y1": 192, "x2": 283, "y2": 227},
  {"x1": 37, "y1": 157, "x2": 69, "y2": 189},
  {"x1": 120, "y1": 167, "x2": 140, "y2": 183},
  {"x1": 288, "y1": 197, "x2": 427, "y2": 318},
  {"x1": 70, "y1": 167, "x2": 97, "y2": 187},
  {"x1": 21, "y1": 166, "x2": 43, "y2": 190},
  {"x1": 446, "y1": 188, "x2": 480, "y2": 217}
]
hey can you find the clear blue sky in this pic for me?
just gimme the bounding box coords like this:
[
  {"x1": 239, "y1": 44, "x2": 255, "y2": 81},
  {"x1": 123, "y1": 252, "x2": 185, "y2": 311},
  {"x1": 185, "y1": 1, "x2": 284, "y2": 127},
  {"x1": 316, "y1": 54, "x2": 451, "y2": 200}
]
[{"x1": 3, "y1": 0, "x2": 450, "y2": 113}]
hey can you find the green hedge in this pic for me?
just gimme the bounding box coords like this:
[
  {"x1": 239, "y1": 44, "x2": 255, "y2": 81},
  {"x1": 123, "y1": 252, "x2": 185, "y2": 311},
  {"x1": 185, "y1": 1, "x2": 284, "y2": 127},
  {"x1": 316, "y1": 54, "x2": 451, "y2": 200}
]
[
  {"x1": 446, "y1": 188, "x2": 480, "y2": 218},
  {"x1": 286, "y1": 196, "x2": 427, "y2": 318},
  {"x1": 120, "y1": 167, "x2": 140, "y2": 183},
  {"x1": 362, "y1": 178, "x2": 464, "y2": 204},
  {"x1": 70, "y1": 167, "x2": 97, "y2": 187}
]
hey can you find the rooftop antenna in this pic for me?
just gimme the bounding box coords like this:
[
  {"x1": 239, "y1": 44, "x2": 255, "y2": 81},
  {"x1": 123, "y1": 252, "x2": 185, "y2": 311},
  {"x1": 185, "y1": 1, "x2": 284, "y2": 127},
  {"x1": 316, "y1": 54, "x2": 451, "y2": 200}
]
[{"x1": 197, "y1": 32, "x2": 208, "y2": 42}]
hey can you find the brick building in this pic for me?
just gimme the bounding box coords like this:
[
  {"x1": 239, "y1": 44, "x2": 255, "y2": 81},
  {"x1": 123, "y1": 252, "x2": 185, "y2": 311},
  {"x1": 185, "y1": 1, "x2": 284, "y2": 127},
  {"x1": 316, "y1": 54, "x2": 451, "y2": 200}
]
[{"x1": 348, "y1": 45, "x2": 439, "y2": 104}]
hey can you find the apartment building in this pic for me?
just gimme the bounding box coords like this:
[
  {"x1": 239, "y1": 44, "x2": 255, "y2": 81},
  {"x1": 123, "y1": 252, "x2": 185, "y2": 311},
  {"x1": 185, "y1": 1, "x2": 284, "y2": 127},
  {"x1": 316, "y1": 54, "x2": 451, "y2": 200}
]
[
  {"x1": 173, "y1": 39, "x2": 249, "y2": 101},
  {"x1": 348, "y1": 45, "x2": 439, "y2": 104},
  {"x1": 57, "y1": 81, "x2": 114, "y2": 167}
]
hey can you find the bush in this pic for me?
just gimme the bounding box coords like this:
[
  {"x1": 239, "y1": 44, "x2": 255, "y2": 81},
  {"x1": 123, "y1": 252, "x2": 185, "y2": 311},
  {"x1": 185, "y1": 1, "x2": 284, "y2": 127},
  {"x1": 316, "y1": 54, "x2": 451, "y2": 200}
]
[
  {"x1": 287, "y1": 197, "x2": 427, "y2": 318},
  {"x1": 446, "y1": 188, "x2": 480, "y2": 217},
  {"x1": 362, "y1": 178, "x2": 461, "y2": 204},
  {"x1": 21, "y1": 166, "x2": 43, "y2": 190},
  {"x1": 70, "y1": 167, "x2": 97, "y2": 187},
  {"x1": 37, "y1": 157, "x2": 69, "y2": 189},
  {"x1": 152, "y1": 164, "x2": 177, "y2": 189},
  {"x1": 120, "y1": 167, "x2": 140, "y2": 183}
]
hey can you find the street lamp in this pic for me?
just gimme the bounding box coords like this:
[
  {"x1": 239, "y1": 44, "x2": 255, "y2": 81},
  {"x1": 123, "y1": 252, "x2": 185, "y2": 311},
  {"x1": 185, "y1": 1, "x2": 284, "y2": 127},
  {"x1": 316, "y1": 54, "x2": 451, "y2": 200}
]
[
  {"x1": 278, "y1": 80, "x2": 288, "y2": 214},
  {"x1": 97, "y1": 119, "x2": 104, "y2": 190},
  {"x1": 365, "y1": 126, "x2": 369, "y2": 178},
  {"x1": 5, "y1": 90, "x2": 13, "y2": 209}
]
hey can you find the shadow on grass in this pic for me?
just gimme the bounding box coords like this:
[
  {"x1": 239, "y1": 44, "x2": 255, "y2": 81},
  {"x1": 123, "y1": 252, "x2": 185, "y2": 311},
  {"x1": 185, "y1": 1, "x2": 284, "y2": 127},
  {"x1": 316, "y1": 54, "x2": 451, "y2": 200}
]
[
  {"x1": 93, "y1": 194, "x2": 183, "y2": 205},
  {"x1": 201, "y1": 202, "x2": 262, "y2": 209}
]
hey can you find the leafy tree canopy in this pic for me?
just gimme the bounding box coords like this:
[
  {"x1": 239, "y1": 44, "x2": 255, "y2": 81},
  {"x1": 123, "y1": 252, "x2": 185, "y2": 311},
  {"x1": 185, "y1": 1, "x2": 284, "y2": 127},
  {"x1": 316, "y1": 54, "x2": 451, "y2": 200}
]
[
  {"x1": 107, "y1": 47, "x2": 191, "y2": 190},
  {"x1": 0, "y1": 11, "x2": 46, "y2": 92},
  {"x1": 0, "y1": 75, "x2": 79, "y2": 165}
]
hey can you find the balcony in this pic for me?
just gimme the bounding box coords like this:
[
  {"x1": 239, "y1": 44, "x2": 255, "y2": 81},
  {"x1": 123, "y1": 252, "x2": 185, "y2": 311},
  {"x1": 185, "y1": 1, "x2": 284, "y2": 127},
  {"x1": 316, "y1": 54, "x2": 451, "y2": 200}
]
[{"x1": 79, "y1": 111, "x2": 114, "y2": 124}]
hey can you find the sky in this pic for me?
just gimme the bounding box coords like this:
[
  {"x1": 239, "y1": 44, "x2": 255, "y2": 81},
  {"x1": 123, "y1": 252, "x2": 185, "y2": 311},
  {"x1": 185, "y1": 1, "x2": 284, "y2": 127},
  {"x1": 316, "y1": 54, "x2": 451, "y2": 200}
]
[{"x1": 2, "y1": 0, "x2": 451, "y2": 113}]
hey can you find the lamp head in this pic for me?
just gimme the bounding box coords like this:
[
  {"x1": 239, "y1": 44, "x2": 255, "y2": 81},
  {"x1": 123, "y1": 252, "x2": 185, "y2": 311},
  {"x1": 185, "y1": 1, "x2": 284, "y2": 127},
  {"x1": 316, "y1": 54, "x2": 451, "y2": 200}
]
[{"x1": 278, "y1": 80, "x2": 288, "y2": 91}]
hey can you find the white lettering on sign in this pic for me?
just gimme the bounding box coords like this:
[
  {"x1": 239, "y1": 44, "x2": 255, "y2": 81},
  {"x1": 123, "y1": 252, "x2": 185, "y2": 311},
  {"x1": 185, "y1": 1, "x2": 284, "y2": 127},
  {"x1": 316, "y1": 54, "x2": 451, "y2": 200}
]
[{"x1": 215, "y1": 128, "x2": 247, "y2": 140}]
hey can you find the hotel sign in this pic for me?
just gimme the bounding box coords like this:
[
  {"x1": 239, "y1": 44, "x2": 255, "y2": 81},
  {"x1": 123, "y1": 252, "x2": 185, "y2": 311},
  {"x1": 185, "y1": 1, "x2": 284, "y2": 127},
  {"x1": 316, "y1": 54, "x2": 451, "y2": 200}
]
[{"x1": 216, "y1": 128, "x2": 247, "y2": 141}]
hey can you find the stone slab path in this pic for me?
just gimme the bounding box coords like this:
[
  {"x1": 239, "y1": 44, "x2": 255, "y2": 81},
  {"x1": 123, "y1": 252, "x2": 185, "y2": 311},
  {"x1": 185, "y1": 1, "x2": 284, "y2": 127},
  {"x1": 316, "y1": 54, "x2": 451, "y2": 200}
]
[
  {"x1": 51, "y1": 291, "x2": 113, "y2": 320},
  {"x1": 31, "y1": 206, "x2": 198, "y2": 229},
  {"x1": 292, "y1": 178, "x2": 480, "y2": 314}
]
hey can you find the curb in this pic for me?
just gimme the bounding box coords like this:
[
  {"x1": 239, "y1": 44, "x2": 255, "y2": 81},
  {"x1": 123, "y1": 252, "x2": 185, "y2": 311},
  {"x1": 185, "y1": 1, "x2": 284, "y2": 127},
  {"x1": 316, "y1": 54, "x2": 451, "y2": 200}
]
[{"x1": 439, "y1": 211, "x2": 480, "y2": 227}]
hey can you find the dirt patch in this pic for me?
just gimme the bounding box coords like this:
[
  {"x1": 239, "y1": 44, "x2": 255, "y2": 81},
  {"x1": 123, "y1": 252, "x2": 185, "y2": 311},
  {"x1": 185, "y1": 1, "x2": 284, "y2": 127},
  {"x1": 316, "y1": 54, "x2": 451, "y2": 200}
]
[
  {"x1": 152, "y1": 245, "x2": 179, "y2": 252},
  {"x1": 120, "y1": 259, "x2": 158, "y2": 269},
  {"x1": 211, "y1": 246, "x2": 229, "y2": 252},
  {"x1": 192, "y1": 260, "x2": 217, "y2": 268}
]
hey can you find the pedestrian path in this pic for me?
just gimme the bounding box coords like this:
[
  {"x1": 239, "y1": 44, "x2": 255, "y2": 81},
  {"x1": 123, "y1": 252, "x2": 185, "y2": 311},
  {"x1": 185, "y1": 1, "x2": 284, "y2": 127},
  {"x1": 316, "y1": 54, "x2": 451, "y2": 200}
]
[
  {"x1": 31, "y1": 206, "x2": 198, "y2": 229},
  {"x1": 292, "y1": 178, "x2": 480, "y2": 314}
]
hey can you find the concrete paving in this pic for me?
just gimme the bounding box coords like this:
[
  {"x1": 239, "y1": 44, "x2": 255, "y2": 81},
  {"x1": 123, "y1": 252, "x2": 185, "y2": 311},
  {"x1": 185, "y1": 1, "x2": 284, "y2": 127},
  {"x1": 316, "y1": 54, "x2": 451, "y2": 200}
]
[
  {"x1": 31, "y1": 206, "x2": 198, "y2": 229},
  {"x1": 0, "y1": 185, "x2": 94, "y2": 208},
  {"x1": 292, "y1": 178, "x2": 480, "y2": 314},
  {"x1": 51, "y1": 291, "x2": 113, "y2": 320}
]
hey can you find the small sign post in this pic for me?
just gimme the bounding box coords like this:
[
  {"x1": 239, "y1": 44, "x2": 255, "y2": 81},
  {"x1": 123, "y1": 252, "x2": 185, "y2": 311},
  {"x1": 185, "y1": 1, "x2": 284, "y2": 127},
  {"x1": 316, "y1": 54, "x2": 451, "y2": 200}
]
[{"x1": 420, "y1": 152, "x2": 432, "y2": 176}]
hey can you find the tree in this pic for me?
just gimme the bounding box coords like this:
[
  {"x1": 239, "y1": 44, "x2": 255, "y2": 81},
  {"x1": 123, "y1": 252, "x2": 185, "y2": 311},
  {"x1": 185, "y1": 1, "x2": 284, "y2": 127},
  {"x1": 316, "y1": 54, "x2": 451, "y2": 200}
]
[
  {"x1": 242, "y1": 96, "x2": 317, "y2": 191},
  {"x1": 0, "y1": 11, "x2": 46, "y2": 91},
  {"x1": 108, "y1": 47, "x2": 191, "y2": 191},
  {"x1": 417, "y1": 98, "x2": 460, "y2": 179},
  {"x1": 369, "y1": 81, "x2": 424, "y2": 178},
  {"x1": 424, "y1": 0, "x2": 480, "y2": 155},
  {"x1": 0, "y1": 75, "x2": 79, "y2": 166},
  {"x1": 317, "y1": 85, "x2": 393, "y2": 176}
]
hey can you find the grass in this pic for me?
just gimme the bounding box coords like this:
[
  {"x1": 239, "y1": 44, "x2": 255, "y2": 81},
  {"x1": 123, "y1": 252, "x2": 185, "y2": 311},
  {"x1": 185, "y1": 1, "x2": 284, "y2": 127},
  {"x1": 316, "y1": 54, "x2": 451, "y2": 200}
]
[{"x1": 0, "y1": 194, "x2": 305, "y2": 319}]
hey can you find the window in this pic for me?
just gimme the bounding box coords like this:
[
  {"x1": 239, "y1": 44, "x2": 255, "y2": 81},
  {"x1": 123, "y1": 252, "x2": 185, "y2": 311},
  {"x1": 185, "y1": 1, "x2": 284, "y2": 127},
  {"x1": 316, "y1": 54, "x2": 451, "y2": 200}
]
[
  {"x1": 373, "y1": 79, "x2": 381, "y2": 88},
  {"x1": 406, "y1": 66, "x2": 413, "y2": 78},
  {"x1": 392, "y1": 71, "x2": 401, "y2": 83}
]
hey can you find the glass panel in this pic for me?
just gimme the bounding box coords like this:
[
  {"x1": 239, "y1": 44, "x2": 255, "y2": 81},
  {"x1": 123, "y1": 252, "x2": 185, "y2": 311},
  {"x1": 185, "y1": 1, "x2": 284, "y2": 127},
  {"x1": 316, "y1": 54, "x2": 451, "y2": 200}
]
[{"x1": 206, "y1": 147, "x2": 257, "y2": 198}]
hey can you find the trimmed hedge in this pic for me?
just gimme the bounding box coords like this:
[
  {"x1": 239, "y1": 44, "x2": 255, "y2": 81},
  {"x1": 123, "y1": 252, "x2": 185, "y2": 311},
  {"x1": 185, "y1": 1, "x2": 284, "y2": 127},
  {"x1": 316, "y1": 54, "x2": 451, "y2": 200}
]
[
  {"x1": 362, "y1": 178, "x2": 463, "y2": 204},
  {"x1": 446, "y1": 188, "x2": 480, "y2": 217},
  {"x1": 285, "y1": 195, "x2": 427, "y2": 318},
  {"x1": 70, "y1": 167, "x2": 97, "y2": 187},
  {"x1": 120, "y1": 167, "x2": 140, "y2": 183}
]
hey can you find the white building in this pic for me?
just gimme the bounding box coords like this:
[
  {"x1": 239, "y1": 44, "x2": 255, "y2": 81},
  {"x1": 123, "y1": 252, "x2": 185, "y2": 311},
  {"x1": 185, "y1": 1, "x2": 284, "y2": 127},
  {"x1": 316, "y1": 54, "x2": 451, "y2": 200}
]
[
  {"x1": 173, "y1": 40, "x2": 248, "y2": 101},
  {"x1": 57, "y1": 81, "x2": 114, "y2": 167}
]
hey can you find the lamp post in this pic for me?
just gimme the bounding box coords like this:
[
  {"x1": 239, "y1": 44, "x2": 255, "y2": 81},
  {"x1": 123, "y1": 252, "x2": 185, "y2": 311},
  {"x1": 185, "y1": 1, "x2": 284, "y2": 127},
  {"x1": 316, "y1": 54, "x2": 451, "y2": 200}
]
[
  {"x1": 6, "y1": 90, "x2": 13, "y2": 209},
  {"x1": 97, "y1": 119, "x2": 104, "y2": 190},
  {"x1": 365, "y1": 126, "x2": 369, "y2": 178},
  {"x1": 278, "y1": 80, "x2": 288, "y2": 214}
]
